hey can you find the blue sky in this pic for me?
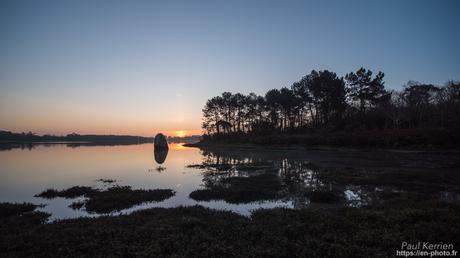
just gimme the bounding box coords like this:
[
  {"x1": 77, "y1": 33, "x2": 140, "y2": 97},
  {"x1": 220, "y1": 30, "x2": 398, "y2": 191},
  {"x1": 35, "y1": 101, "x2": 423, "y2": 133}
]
[{"x1": 0, "y1": 0, "x2": 459, "y2": 135}]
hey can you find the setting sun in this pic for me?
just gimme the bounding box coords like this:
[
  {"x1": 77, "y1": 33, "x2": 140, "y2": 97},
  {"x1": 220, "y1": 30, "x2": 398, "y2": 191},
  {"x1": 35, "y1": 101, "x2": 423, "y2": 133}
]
[
  {"x1": 160, "y1": 129, "x2": 202, "y2": 137},
  {"x1": 175, "y1": 130, "x2": 186, "y2": 137}
]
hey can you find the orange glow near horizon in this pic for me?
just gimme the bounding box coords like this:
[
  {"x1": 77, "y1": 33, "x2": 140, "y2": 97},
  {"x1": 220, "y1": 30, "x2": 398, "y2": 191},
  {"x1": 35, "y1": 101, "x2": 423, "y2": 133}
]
[
  {"x1": 175, "y1": 130, "x2": 186, "y2": 137},
  {"x1": 162, "y1": 129, "x2": 202, "y2": 137},
  {"x1": 0, "y1": 126, "x2": 203, "y2": 138},
  {"x1": 0, "y1": 96, "x2": 204, "y2": 138}
]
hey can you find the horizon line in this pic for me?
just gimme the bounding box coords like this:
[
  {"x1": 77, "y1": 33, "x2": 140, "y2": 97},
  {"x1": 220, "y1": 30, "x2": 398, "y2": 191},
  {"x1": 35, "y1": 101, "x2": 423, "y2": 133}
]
[{"x1": 0, "y1": 129, "x2": 203, "y2": 138}]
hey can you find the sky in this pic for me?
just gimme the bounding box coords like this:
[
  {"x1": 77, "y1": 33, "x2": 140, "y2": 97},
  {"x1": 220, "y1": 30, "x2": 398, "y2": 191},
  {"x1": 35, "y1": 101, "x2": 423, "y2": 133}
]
[{"x1": 1, "y1": 0, "x2": 459, "y2": 136}]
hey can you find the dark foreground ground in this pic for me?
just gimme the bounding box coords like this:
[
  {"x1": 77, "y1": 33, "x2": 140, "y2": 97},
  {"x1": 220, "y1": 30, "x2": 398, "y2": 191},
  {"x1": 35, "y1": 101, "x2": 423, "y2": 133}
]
[{"x1": 1, "y1": 202, "x2": 459, "y2": 257}]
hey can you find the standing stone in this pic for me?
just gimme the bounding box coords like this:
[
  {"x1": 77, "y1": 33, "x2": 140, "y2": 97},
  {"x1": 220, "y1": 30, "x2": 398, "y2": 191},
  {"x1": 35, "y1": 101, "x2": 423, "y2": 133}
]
[{"x1": 154, "y1": 133, "x2": 169, "y2": 150}]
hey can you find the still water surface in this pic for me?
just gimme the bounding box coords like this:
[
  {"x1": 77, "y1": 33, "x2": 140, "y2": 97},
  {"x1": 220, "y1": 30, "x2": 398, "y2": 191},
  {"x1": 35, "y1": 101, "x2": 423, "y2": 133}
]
[
  {"x1": 0, "y1": 143, "x2": 292, "y2": 219},
  {"x1": 0, "y1": 143, "x2": 458, "y2": 220}
]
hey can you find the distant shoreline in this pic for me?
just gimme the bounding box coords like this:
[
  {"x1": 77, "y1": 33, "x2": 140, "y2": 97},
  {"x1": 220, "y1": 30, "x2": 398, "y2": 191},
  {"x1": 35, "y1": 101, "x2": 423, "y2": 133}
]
[
  {"x1": 0, "y1": 141, "x2": 92, "y2": 144},
  {"x1": 0, "y1": 130, "x2": 202, "y2": 145}
]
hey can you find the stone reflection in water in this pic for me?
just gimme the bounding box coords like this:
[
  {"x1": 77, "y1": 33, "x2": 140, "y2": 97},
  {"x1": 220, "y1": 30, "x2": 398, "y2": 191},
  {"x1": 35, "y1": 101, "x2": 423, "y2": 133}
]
[
  {"x1": 153, "y1": 146, "x2": 168, "y2": 172},
  {"x1": 154, "y1": 148, "x2": 168, "y2": 164}
]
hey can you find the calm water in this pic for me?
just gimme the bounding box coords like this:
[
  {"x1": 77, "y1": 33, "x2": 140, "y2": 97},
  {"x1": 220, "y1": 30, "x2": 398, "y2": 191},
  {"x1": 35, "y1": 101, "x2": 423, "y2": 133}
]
[{"x1": 0, "y1": 143, "x2": 459, "y2": 220}]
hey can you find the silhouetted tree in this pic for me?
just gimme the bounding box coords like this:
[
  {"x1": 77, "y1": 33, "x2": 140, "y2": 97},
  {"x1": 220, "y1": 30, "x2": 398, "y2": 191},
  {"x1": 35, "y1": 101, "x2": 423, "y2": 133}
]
[
  {"x1": 293, "y1": 70, "x2": 346, "y2": 128},
  {"x1": 200, "y1": 68, "x2": 459, "y2": 136},
  {"x1": 265, "y1": 89, "x2": 282, "y2": 130},
  {"x1": 291, "y1": 80, "x2": 312, "y2": 128},
  {"x1": 345, "y1": 68, "x2": 389, "y2": 114},
  {"x1": 401, "y1": 81, "x2": 440, "y2": 128}
]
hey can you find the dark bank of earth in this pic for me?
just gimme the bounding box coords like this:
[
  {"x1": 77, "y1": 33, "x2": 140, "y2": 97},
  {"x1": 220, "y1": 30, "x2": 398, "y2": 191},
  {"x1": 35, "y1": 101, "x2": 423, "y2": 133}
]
[
  {"x1": 1, "y1": 202, "x2": 459, "y2": 257},
  {"x1": 184, "y1": 128, "x2": 460, "y2": 150},
  {"x1": 35, "y1": 185, "x2": 175, "y2": 213}
]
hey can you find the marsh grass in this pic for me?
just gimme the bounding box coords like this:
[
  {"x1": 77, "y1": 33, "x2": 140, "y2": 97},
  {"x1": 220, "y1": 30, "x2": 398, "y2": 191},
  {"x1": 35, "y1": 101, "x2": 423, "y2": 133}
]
[
  {"x1": 306, "y1": 190, "x2": 342, "y2": 203},
  {"x1": 35, "y1": 185, "x2": 175, "y2": 213},
  {"x1": 1, "y1": 203, "x2": 459, "y2": 257},
  {"x1": 190, "y1": 173, "x2": 283, "y2": 203},
  {"x1": 84, "y1": 186, "x2": 175, "y2": 213},
  {"x1": 95, "y1": 178, "x2": 117, "y2": 184},
  {"x1": 0, "y1": 202, "x2": 41, "y2": 218},
  {"x1": 35, "y1": 186, "x2": 97, "y2": 199}
]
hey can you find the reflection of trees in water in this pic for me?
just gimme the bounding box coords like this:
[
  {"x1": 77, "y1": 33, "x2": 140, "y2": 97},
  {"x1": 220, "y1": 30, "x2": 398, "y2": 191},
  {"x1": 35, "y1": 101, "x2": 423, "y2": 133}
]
[
  {"x1": 0, "y1": 143, "x2": 45, "y2": 151},
  {"x1": 194, "y1": 148, "x2": 393, "y2": 208},
  {"x1": 200, "y1": 149, "x2": 264, "y2": 168},
  {"x1": 278, "y1": 160, "x2": 390, "y2": 207},
  {"x1": 278, "y1": 159, "x2": 328, "y2": 208},
  {"x1": 279, "y1": 159, "x2": 327, "y2": 190},
  {"x1": 196, "y1": 150, "x2": 331, "y2": 207}
]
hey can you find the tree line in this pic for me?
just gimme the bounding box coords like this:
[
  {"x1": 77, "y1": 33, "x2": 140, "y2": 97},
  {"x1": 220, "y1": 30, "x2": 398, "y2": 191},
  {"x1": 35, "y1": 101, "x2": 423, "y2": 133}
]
[{"x1": 202, "y1": 68, "x2": 460, "y2": 135}]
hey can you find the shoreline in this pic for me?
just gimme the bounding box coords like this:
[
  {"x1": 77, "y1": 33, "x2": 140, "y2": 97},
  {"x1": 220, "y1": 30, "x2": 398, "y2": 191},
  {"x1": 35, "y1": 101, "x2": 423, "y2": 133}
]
[
  {"x1": 184, "y1": 128, "x2": 460, "y2": 151},
  {"x1": 183, "y1": 141, "x2": 460, "y2": 153}
]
